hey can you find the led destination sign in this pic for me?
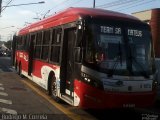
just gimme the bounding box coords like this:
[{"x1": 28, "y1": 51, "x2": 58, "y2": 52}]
[
  {"x1": 100, "y1": 26, "x2": 121, "y2": 35},
  {"x1": 100, "y1": 26, "x2": 143, "y2": 37},
  {"x1": 128, "y1": 29, "x2": 143, "y2": 37}
]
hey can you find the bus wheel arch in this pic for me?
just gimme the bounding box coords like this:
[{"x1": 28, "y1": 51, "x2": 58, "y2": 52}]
[{"x1": 48, "y1": 71, "x2": 60, "y2": 102}]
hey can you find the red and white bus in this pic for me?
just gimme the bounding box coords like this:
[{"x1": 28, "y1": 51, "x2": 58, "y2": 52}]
[{"x1": 12, "y1": 7, "x2": 158, "y2": 109}]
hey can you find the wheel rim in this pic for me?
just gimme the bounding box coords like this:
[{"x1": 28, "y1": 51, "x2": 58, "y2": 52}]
[{"x1": 51, "y1": 77, "x2": 57, "y2": 97}]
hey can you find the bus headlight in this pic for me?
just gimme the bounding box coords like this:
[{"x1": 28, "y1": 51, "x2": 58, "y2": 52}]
[
  {"x1": 152, "y1": 70, "x2": 158, "y2": 90},
  {"x1": 152, "y1": 78, "x2": 158, "y2": 90}
]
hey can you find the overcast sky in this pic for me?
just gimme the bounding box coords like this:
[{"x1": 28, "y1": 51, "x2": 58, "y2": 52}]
[{"x1": 0, "y1": 0, "x2": 159, "y2": 41}]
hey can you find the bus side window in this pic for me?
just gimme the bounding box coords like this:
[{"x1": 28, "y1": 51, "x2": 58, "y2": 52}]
[
  {"x1": 50, "y1": 28, "x2": 61, "y2": 63},
  {"x1": 52, "y1": 28, "x2": 61, "y2": 44},
  {"x1": 25, "y1": 35, "x2": 30, "y2": 51},
  {"x1": 17, "y1": 36, "x2": 24, "y2": 50},
  {"x1": 76, "y1": 29, "x2": 82, "y2": 47},
  {"x1": 34, "y1": 32, "x2": 42, "y2": 59},
  {"x1": 41, "y1": 30, "x2": 50, "y2": 61},
  {"x1": 74, "y1": 29, "x2": 82, "y2": 63},
  {"x1": 36, "y1": 32, "x2": 42, "y2": 45},
  {"x1": 17, "y1": 36, "x2": 20, "y2": 50},
  {"x1": 23, "y1": 35, "x2": 28, "y2": 51}
]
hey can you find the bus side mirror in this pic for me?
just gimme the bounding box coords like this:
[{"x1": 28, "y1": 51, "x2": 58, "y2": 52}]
[{"x1": 74, "y1": 47, "x2": 82, "y2": 63}]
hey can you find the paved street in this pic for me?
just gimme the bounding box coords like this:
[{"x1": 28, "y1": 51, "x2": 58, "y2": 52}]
[
  {"x1": 0, "y1": 57, "x2": 72, "y2": 120},
  {"x1": 0, "y1": 56, "x2": 159, "y2": 120},
  {"x1": 0, "y1": 57, "x2": 96, "y2": 120}
]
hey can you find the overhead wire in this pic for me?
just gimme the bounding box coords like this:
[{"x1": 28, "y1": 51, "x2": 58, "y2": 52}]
[
  {"x1": 110, "y1": 0, "x2": 145, "y2": 10},
  {"x1": 53, "y1": 0, "x2": 85, "y2": 13},
  {"x1": 117, "y1": 0, "x2": 156, "y2": 11},
  {"x1": 44, "y1": 0, "x2": 84, "y2": 17},
  {"x1": 1, "y1": 0, "x2": 13, "y2": 13},
  {"x1": 49, "y1": 0, "x2": 72, "y2": 12},
  {"x1": 95, "y1": 0, "x2": 156, "y2": 13},
  {"x1": 63, "y1": 0, "x2": 84, "y2": 8},
  {"x1": 96, "y1": 0, "x2": 134, "y2": 8},
  {"x1": 41, "y1": 0, "x2": 72, "y2": 17}
]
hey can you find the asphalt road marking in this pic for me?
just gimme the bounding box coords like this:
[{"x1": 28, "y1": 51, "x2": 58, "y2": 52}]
[
  {"x1": 0, "y1": 87, "x2": 4, "y2": 90},
  {"x1": 22, "y1": 80, "x2": 96, "y2": 120},
  {"x1": 0, "y1": 99, "x2": 12, "y2": 104},
  {"x1": 9, "y1": 67, "x2": 15, "y2": 72},
  {"x1": 0, "y1": 81, "x2": 17, "y2": 115},
  {"x1": 0, "y1": 92, "x2": 8, "y2": 96},
  {"x1": 0, "y1": 107, "x2": 17, "y2": 114}
]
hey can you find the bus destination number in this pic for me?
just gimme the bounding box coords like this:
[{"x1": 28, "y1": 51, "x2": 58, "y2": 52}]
[
  {"x1": 100, "y1": 26, "x2": 121, "y2": 35},
  {"x1": 128, "y1": 29, "x2": 143, "y2": 37}
]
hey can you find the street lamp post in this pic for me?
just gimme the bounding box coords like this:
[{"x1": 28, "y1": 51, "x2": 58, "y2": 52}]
[
  {"x1": 2, "y1": 1, "x2": 45, "y2": 8},
  {"x1": 0, "y1": 1, "x2": 45, "y2": 15},
  {"x1": 0, "y1": 26, "x2": 15, "y2": 29}
]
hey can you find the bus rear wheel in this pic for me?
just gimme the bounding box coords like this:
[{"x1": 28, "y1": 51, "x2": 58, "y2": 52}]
[{"x1": 50, "y1": 76, "x2": 60, "y2": 102}]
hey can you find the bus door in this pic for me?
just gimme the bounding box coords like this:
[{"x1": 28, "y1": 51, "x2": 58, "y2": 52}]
[
  {"x1": 28, "y1": 34, "x2": 35, "y2": 76},
  {"x1": 60, "y1": 27, "x2": 76, "y2": 97}
]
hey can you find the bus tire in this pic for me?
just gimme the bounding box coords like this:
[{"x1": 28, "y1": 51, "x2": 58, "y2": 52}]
[{"x1": 50, "y1": 76, "x2": 60, "y2": 102}]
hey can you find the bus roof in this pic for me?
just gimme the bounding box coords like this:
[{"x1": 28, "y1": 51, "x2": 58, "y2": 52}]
[{"x1": 18, "y1": 7, "x2": 141, "y2": 35}]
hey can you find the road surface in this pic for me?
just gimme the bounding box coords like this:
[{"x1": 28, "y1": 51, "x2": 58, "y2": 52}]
[{"x1": 0, "y1": 56, "x2": 159, "y2": 120}]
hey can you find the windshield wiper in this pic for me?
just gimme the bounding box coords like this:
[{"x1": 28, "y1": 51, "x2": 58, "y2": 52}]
[
  {"x1": 128, "y1": 45, "x2": 149, "y2": 78},
  {"x1": 130, "y1": 56, "x2": 149, "y2": 78},
  {"x1": 108, "y1": 42, "x2": 122, "y2": 77}
]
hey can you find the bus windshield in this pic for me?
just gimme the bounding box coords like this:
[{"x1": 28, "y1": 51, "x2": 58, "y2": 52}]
[{"x1": 84, "y1": 20, "x2": 155, "y2": 76}]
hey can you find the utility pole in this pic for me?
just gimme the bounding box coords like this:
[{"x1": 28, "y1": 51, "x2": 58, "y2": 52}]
[
  {"x1": 43, "y1": 10, "x2": 50, "y2": 19},
  {"x1": 93, "y1": 0, "x2": 95, "y2": 8}
]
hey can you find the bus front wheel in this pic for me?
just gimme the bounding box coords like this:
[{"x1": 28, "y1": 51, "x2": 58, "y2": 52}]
[{"x1": 50, "y1": 76, "x2": 60, "y2": 102}]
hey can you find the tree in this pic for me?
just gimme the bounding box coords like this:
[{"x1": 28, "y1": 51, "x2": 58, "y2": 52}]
[{"x1": 4, "y1": 40, "x2": 12, "y2": 50}]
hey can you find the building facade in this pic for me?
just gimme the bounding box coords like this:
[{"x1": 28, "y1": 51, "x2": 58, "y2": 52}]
[{"x1": 132, "y1": 8, "x2": 160, "y2": 58}]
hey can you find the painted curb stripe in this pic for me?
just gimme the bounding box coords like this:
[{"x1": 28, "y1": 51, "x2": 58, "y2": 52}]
[{"x1": 21, "y1": 80, "x2": 97, "y2": 120}]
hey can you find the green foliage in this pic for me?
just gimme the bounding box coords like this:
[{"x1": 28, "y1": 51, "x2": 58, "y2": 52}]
[{"x1": 4, "y1": 40, "x2": 12, "y2": 50}]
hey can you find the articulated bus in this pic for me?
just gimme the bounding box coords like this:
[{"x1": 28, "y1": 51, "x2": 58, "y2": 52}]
[{"x1": 12, "y1": 7, "x2": 158, "y2": 109}]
